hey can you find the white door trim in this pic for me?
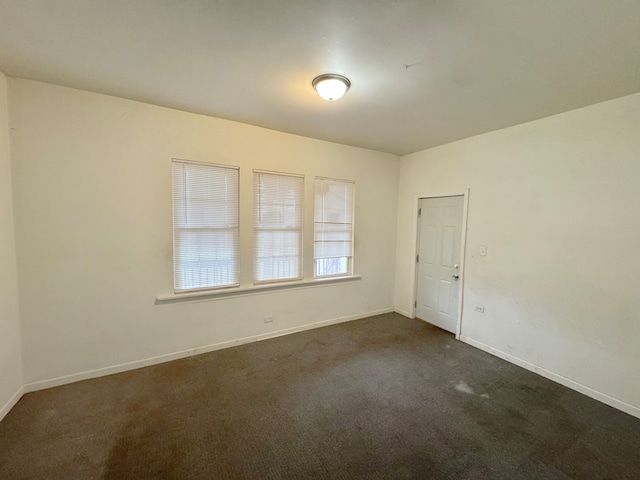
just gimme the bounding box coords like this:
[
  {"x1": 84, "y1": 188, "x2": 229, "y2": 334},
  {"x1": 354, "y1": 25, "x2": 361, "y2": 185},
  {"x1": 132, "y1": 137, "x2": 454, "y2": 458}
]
[{"x1": 410, "y1": 189, "x2": 470, "y2": 339}]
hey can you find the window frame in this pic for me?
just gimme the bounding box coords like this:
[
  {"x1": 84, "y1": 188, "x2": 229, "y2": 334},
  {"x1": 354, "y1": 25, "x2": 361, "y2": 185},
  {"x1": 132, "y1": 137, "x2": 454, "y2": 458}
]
[
  {"x1": 313, "y1": 176, "x2": 355, "y2": 279},
  {"x1": 172, "y1": 158, "x2": 240, "y2": 293},
  {"x1": 253, "y1": 169, "x2": 305, "y2": 285}
]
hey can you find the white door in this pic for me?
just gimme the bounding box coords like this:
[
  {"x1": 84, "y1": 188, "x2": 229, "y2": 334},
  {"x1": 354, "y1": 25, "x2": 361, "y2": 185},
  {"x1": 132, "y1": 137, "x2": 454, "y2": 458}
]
[{"x1": 415, "y1": 196, "x2": 464, "y2": 334}]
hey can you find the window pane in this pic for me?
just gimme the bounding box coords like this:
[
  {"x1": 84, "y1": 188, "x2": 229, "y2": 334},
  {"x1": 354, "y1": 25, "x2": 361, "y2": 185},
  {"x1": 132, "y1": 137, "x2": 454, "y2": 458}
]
[
  {"x1": 174, "y1": 230, "x2": 239, "y2": 290},
  {"x1": 255, "y1": 231, "x2": 301, "y2": 281},
  {"x1": 316, "y1": 257, "x2": 348, "y2": 277}
]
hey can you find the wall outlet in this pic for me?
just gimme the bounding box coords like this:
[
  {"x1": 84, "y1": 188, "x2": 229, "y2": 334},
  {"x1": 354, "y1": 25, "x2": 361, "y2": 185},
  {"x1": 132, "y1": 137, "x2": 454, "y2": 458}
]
[
  {"x1": 474, "y1": 305, "x2": 485, "y2": 313},
  {"x1": 264, "y1": 316, "x2": 273, "y2": 323}
]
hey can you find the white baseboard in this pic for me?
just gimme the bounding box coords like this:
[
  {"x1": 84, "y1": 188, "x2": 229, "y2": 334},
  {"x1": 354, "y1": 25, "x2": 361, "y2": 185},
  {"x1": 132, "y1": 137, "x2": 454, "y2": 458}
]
[
  {"x1": 460, "y1": 335, "x2": 640, "y2": 420},
  {"x1": 23, "y1": 308, "x2": 394, "y2": 394},
  {"x1": 0, "y1": 386, "x2": 24, "y2": 423},
  {"x1": 394, "y1": 307, "x2": 411, "y2": 318}
]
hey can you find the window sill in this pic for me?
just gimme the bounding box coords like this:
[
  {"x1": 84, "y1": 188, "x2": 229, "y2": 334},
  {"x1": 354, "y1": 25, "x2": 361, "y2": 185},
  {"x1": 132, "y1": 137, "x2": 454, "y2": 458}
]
[{"x1": 155, "y1": 275, "x2": 362, "y2": 304}]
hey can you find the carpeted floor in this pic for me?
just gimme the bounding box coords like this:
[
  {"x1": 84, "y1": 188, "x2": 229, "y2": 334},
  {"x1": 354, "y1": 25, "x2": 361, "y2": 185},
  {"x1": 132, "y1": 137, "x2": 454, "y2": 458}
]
[{"x1": 1, "y1": 313, "x2": 639, "y2": 479}]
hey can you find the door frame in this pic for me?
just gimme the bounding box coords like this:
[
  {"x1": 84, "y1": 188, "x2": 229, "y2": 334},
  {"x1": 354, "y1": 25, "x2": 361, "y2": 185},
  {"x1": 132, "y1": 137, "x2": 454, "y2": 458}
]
[{"x1": 410, "y1": 189, "x2": 470, "y2": 339}]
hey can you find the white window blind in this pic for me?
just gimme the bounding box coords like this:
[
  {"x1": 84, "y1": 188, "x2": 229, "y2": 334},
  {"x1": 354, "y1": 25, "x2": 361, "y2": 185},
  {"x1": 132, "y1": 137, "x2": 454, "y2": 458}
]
[
  {"x1": 172, "y1": 160, "x2": 239, "y2": 292},
  {"x1": 314, "y1": 177, "x2": 354, "y2": 277},
  {"x1": 253, "y1": 170, "x2": 304, "y2": 283}
]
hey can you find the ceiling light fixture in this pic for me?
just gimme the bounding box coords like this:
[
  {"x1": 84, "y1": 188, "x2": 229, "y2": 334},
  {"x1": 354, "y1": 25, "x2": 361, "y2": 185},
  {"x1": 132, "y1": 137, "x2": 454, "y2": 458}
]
[{"x1": 312, "y1": 74, "x2": 351, "y2": 101}]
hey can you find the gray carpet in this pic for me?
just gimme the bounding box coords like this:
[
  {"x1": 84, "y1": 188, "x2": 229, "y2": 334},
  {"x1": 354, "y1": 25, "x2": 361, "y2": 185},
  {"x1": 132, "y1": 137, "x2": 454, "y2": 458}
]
[{"x1": 1, "y1": 313, "x2": 639, "y2": 479}]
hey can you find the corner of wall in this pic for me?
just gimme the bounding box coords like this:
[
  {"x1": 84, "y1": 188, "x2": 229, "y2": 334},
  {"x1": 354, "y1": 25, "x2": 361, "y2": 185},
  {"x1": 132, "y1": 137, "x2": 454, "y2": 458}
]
[{"x1": 0, "y1": 71, "x2": 25, "y2": 422}]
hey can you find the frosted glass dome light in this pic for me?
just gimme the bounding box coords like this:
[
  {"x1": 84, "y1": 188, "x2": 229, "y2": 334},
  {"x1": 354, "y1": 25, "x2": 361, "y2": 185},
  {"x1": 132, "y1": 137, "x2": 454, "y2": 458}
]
[{"x1": 312, "y1": 74, "x2": 351, "y2": 101}]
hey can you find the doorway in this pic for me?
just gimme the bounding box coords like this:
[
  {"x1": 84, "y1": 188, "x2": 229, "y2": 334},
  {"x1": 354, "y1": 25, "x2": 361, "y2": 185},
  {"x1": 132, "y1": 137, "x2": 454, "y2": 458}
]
[{"x1": 415, "y1": 195, "x2": 465, "y2": 334}]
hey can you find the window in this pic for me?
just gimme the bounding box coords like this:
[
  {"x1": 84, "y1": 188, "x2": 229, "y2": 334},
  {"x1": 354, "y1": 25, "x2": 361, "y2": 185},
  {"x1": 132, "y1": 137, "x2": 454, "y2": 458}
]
[
  {"x1": 314, "y1": 177, "x2": 355, "y2": 277},
  {"x1": 172, "y1": 160, "x2": 239, "y2": 292},
  {"x1": 253, "y1": 170, "x2": 304, "y2": 283}
]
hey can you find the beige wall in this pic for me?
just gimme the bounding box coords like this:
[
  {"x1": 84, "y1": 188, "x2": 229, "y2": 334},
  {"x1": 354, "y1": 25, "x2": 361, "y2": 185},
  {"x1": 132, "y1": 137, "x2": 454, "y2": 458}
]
[
  {"x1": 8, "y1": 79, "x2": 399, "y2": 386},
  {"x1": 395, "y1": 93, "x2": 640, "y2": 417},
  {"x1": 0, "y1": 71, "x2": 23, "y2": 420}
]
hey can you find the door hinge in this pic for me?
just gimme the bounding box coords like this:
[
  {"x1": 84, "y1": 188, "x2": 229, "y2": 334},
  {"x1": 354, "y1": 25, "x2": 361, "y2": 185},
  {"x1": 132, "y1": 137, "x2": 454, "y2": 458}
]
[
  {"x1": 414, "y1": 300, "x2": 417, "y2": 308},
  {"x1": 416, "y1": 254, "x2": 419, "y2": 262},
  {"x1": 418, "y1": 207, "x2": 421, "y2": 216}
]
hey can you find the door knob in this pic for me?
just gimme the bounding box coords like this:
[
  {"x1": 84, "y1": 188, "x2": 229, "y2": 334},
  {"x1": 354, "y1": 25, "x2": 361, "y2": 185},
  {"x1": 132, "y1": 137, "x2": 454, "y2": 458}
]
[{"x1": 452, "y1": 274, "x2": 459, "y2": 280}]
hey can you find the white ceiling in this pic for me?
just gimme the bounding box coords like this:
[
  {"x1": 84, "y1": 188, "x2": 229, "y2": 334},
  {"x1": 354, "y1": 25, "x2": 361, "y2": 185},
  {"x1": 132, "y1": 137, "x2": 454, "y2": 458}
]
[{"x1": 0, "y1": 1, "x2": 639, "y2": 155}]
